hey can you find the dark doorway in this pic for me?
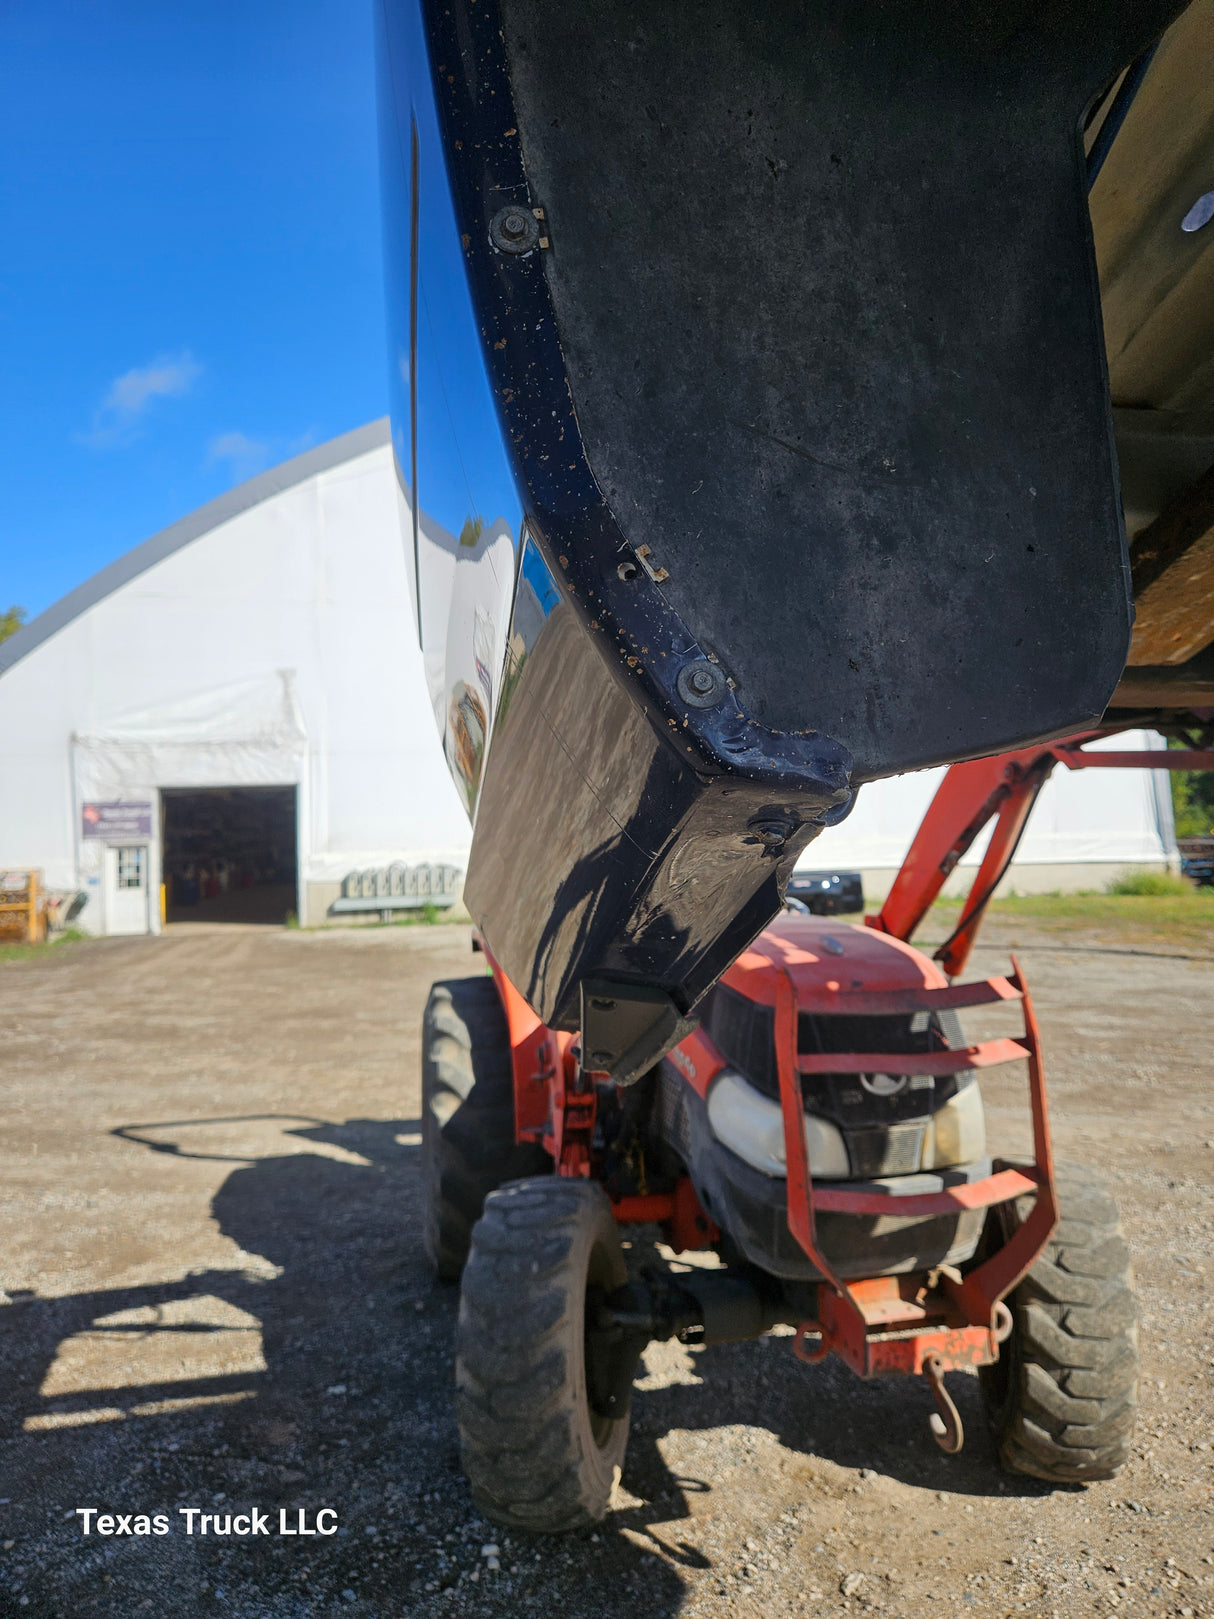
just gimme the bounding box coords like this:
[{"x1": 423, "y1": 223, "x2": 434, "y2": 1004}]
[{"x1": 162, "y1": 786, "x2": 298, "y2": 925}]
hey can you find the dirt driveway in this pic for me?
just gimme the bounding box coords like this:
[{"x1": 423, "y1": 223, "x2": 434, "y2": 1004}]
[{"x1": 1, "y1": 918, "x2": 1212, "y2": 1618}]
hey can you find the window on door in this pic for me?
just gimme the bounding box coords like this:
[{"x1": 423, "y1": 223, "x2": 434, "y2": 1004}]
[{"x1": 116, "y1": 847, "x2": 145, "y2": 889}]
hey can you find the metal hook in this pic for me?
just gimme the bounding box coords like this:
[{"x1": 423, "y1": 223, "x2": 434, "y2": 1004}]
[{"x1": 924, "y1": 1353, "x2": 964, "y2": 1454}]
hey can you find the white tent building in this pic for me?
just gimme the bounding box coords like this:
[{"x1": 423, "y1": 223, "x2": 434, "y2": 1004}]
[
  {"x1": 0, "y1": 419, "x2": 1175, "y2": 936},
  {"x1": 816, "y1": 735, "x2": 1177, "y2": 900},
  {"x1": 0, "y1": 421, "x2": 470, "y2": 933}
]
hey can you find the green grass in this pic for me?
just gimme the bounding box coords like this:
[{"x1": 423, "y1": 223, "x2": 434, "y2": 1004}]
[
  {"x1": 1105, "y1": 870, "x2": 1193, "y2": 897},
  {"x1": 0, "y1": 927, "x2": 90, "y2": 965},
  {"x1": 331, "y1": 901, "x2": 450, "y2": 929},
  {"x1": 287, "y1": 902, "x2": 458, "y2": 933},
  {"x1": 385, "y1": 901, "x2": 445, "y2": 927},
  {"x1": 919, "y1": 887, "x2": 1214, "y2": 950}
]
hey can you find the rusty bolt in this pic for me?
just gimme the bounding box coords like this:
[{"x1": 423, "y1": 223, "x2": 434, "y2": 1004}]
[
  {"x1": 749, "y1": 821, "x2": 788, "y2": 848},
  {"x1": 489, "y1": 204, "x2": 541, "y2": 255},
  {"x1": 677, "y1": 659, "x2": 727, "y2": 709}
]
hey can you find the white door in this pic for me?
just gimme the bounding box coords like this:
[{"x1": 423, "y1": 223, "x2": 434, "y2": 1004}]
[{"x1": 104, "y1": 845, "x2": 150, "y2": 935}]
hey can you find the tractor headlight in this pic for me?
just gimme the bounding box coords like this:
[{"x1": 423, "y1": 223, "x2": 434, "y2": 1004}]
[
  {"x1": 922, "y1": 1077, "x2": 986, "y2": 1169},
  {"x1": 706, "y1": 1069, "x2": 850, "y2": 1180}
]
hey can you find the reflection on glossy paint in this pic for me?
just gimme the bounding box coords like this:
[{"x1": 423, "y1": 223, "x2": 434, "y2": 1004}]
[
  {"x1": 376, "y1": 0, "x2": 525, "y2": 826},
  {"x1": 446, "y1": 680, "x2": 488, "y2": 811},
  {"x1": 497, "y1": 534, "x2": 561, "y2": 733}
]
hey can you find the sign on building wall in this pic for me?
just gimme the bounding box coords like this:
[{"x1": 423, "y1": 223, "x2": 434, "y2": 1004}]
[{"x1": 81, "y1": 801, "x2": 153, "y2": 839}]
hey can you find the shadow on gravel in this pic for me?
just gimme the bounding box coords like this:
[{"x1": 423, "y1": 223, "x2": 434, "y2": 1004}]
[
  {"x1": 626, "y1": 1335, "x2": 1056, "y2": 1510},
  {"x1": 2, "y1": 1115, "x2": 1047, "y2": 1618},
  {"x1": 0, "y1": 1118, "x2": 685, "y2": 1618}
]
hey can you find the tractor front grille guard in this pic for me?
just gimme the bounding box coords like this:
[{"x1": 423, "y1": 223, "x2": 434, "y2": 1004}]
[
  {"x1": 488, "y1": 934, "x2": 1059, "y2": 1448},
  {"x1": 773, "y1": 956, "x2": 1058, "y2": 1448}
]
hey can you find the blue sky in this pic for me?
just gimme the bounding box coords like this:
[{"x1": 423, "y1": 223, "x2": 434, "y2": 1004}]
[{"x1": 0, "y1": 2, "x2": 388, "y2": 622}]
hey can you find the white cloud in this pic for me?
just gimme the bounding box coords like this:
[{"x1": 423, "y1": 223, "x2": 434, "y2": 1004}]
[
  {"x1": 82, "y1": 350, "x2": 202, "y2": 446},
  {"x1": 207, "y1": 430, "x2": 271, "y2": 480},
  {"x1": 105, "y1": 353, "x2": 201, "y2": 417},
  {"x1": 206, "y1": 428, "x2": 318, "y2": 485}
]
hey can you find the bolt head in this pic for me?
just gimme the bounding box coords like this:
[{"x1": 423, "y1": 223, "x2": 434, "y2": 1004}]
[
  {"x1": 489, "y1": 204, "x2": 541, "y2": 255},
  {"x1": 676, "y1": 658, "x2": 727, "y2": 708},
  {"x1": 750, "y1": 820, "x2": 789, "y2": 847}
]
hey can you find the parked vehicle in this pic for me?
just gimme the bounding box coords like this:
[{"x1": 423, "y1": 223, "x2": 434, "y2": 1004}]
[{"x1": 378, "y1": 0, "x2": 1214, "y2": 1529}]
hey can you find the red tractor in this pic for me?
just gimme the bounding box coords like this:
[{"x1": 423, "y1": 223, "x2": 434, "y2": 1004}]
[
  {"x1": 421, "y1": 725, "x2": 1209, "y2": 1533},
  {"x1": 377, "y1": 0, "x2": 1214, "y2": 1537}
]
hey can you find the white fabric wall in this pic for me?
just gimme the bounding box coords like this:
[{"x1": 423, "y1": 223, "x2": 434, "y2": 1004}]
[
  {"x1": 802, "y1": 730, "x2": 1175, "y2": 873},
  {"x1": 0, "y1": 439, "x2": 471, "y2": 925},
  {"x1": 0, "y1": 426, "x2": 1176, "y2": 932}
]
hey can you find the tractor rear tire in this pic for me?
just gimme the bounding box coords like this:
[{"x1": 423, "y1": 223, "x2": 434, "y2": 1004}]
[
  {"x1": 981, "y1": 1164, "x2": 1139, "y2": 1483},
  {"x1": 422, "y1": 977, "x2": 550, "y2": 1281},
  {"x1": 455, "y1": 1177, "x2": 631, "y2": 1532}
]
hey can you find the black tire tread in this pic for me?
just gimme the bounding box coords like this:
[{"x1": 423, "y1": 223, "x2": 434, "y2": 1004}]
[
  {"x1": 456, "y1": 1178, "x2": 629, "y2": 1532},
  {"x1": 422, "y1": 978, "x2": 549, "y2": 1280},
  {"x1": 987, "y1": 1164, "x2": 1139, "y2": 1483}
]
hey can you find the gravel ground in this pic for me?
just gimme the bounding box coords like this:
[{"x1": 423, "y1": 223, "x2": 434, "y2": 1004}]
[{"x1": 0, "y1": 916, "x2": 1211, "y2": 1618}]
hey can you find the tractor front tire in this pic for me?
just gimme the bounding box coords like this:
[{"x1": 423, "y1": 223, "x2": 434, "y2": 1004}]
[
  {"x1": 455, "y1": 1177, "x2": 631, "y2": 1532},
  {"x1": 982, "y1": 1164, "x2": 1139, "y2": 1483},
  {"x1": 422, "y1": 977, "x2": 550, "y2": 1281}
]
